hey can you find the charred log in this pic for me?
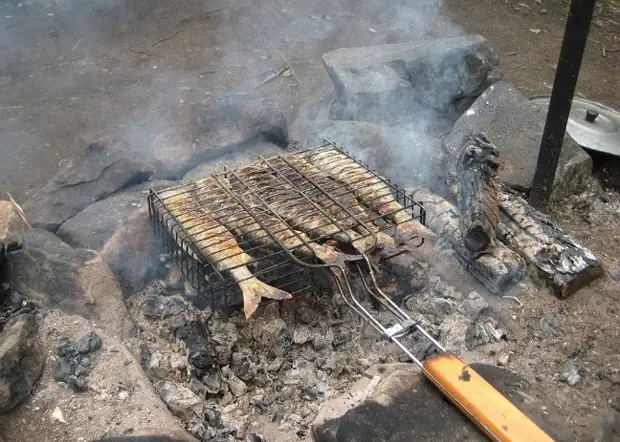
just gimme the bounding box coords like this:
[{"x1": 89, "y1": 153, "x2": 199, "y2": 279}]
[
  {"x1": 410, "y1": 189, "x2": 525, "y2": 295},
  {"x1": 497, "y1": 186, "x2": 603, "y2": 298},
  {"x1": 457, "y1": 132, "x2": 500, "y2": 253}
]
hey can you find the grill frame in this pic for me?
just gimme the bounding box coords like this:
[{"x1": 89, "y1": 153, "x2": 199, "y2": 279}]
[{"x1": 147, "y1": 139, "x2": 428, "y2": 312}]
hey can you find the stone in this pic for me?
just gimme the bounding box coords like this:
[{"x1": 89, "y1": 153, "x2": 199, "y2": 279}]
[
  {"x1": 0, "y1": 313, "x2": 44, "y2": 413},
  {"x1": 100, "y1": 207, "x2": 164, "y2": 296},
  {"x1": 222, "y1": 366, "x2": 249, "y2": 397},
  {"x1": 7, "y1": 229, "x2": 135, "y2": 338},
  {"x1": 322, "y1": 35, "x2": 501, "y2": 130},
  {"x1": 313, "y1": 363, "x2": 572, "y2": 442},
  {"x1": 292, "y1": 120, "x2": 446, "y2": 193},
  {"x1": 57, "y1": 180, "x2": 173, "y2": 250},
  {"x1": 457, "y1": 291, "x2": 489, "y2": 317},
  {"x1": 183, "y1": 142, "x2": 285, "y2": 181},
  {"x1": 152, "y1": 95, "x2": 289, "y2": 179},
  {"x1": 156, "y1": 380, "x2": 203, "y2": 420},
  {"x1": 22, "y1": 137, "x2": 153, "y2": 232},
  {"x1": 0, "y1": 201, "x2": 28, "y2": 251},
  {"x1": 444, "y1": 81, "x2": 591, "y2": 201}
]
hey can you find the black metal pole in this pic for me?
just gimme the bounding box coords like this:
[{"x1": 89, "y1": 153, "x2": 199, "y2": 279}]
[{"x1": 529, "y1": 0, "x2": 597, "y2": 209}]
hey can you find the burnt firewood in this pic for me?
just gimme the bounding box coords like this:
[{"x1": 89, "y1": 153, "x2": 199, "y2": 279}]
[
  {"x1": 456, "y1": 132, "x2": 500, "y2": 253},
  {"x1": 497, "y1": 186, "x2": 603, "y2": 298},
  {"x1": 410, "y1": 189, "x2": 525, "y2": 295}
]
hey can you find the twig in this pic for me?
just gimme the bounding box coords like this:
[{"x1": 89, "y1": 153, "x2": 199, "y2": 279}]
[
  {"x1": 0, "y1": 106, "x2": 24, "y2": 110},
  {"x1": 503, "y1": 296, "x2": 523, "y2": 307},
  {"x1": 602, "y1": 46, "x2": 607, "y2": 57},
  {"x1": 6, "y1": 192, "x2": 31, "y2": 228},
  {"x1": 152, "y1": 28, "x2": 179, "y2": 46},
  {"x1": 254, "y1": 65, "x2": 289, "y2": 89},
  {"x1": 267, "y1": 40, "x2": 306, "y2": 90},
  {"x1": 129, "y1": 48, "x2": 153, "y2": 56}
]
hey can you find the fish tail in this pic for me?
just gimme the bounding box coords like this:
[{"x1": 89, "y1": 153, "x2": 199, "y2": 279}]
[
  {"x1": 311, "y1": 243, "x2": 362, "y2": 267},
  {"x1": 238, "y1": 278, "x2": 292, "y2": 319},
  {"x1": 394, "y1": 220, "x2": 437, "y2": 245}
]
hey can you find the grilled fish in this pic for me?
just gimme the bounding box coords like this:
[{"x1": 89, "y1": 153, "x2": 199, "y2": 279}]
[
  {"x1": 188, "y1": 178, "x2": 362, "y2": 269},
  {"x1": 279, "y1": 155, "x2": 396, "y2": 250},
  {"x1": 302, "y1": 147, "x2": 437, "y2": 244},
  {"x1": 159, "y1": 182, "x2": 291, "y2": 319},
  {"x1": 229, "y1": 164, "x2": 374, "y2": 253}
]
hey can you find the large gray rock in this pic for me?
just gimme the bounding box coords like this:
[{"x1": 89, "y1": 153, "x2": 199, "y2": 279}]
[
  {"x1": 313, "y1": 363, "x2": 573, "y2": 442},
  {"x1": 0, "y1": 313, "x2": 44, "y2": 414},
  {"x1": 323, "y1": 35, "x2": 501, "y2": 130},
  {"x1": 7, "y1": 229, "x2": 135, "y2": 338},
  {"x1": 22, "y1": 137, "x2": 154, "y2": 233},
  {"x1": 293, "y1": 120, "x2": 446, "y2": 193},
  {"x1": 183, "y1": 142, "x2": 285, "y2": 181},
  {"x1": 444, "y1": 81, "x2": 592, "y2": 200},
  {"x1": 100, "y1": 207, "x2": 163, "y2": 296},
  {"x1": 152, "y1": 95, "x2": 289, "y2": 179},
  {"x1": 0, "y1": 201, "x2": 28, "y2": 251},
  {"x1": 57, "y1": 180, "x2": 173, "y2": 250}
]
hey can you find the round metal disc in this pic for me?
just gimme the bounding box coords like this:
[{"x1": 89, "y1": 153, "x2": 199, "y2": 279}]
[{"x1": 530, "y1": 96, "x2": 620, "y2": 157}]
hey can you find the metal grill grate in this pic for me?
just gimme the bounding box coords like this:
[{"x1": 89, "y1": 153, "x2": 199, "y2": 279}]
[{"x1": 147, "y1": 139, "x2": 427, "y2": 313}]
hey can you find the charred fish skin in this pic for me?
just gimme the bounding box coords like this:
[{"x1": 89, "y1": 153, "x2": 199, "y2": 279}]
[
  {"x1": 159, "y1": 184, "x2": 291, "y2": 319},
  {"x1": 303, "y1": 147, "x2": 437, "y2": 244},
  {"x1": 281, "y1": 155, "x2": 397, "y2": 250}
]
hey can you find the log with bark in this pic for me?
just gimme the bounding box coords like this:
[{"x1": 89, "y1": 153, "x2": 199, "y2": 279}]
[
  {"x1": 410, "y1": 188, "x2": 525, "y2": 295},
  {"x1": 497, "y1": 186, "x2": 603, "y2": 298},
  {"x1": 456, "y1": 133, "x2": 500, "y2": 254}
]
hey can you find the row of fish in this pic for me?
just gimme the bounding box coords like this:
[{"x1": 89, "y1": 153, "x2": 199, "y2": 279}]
[{"x1": 156, "y1": 147, "x2": 435, "y2": 319}]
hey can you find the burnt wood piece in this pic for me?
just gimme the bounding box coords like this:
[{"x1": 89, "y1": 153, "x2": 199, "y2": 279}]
[
  {"x1": 457, "y1": 132, "x2": 500, "y2": 253},
  {"x1": 497, "y1": 185, "x2": 603, "y2": 298},
  {"x1": 410, "y1": 189, "x2": 525, "y2": 295}
]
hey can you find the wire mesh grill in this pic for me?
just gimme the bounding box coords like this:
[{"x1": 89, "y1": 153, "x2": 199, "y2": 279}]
[{"x1": 147, "y1": 140, "x2": 427, "y2": 313}]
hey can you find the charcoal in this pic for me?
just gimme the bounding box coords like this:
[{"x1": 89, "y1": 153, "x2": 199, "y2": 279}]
[{"x1": 76, "y1": 331, "x2": 102, "y2": 354}]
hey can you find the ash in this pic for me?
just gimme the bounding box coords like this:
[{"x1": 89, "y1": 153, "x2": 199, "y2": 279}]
[{"x1": 126, "y1": 256, "x2": 502, "y2": 441}]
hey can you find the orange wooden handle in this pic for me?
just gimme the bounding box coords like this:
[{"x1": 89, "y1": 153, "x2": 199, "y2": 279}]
[{"x1": 423, "y1": 353, "x2": 555, "y2": 442}]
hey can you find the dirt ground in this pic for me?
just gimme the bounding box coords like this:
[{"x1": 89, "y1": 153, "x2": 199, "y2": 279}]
[{"x1": 1, "y1": 0, "x2": 620, "y2": 440}]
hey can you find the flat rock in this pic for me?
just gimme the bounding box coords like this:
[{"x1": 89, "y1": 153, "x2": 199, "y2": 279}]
[
  {"x1": 7, "y1": 229, "x2": 135, "y2": 338},
  {"x1": 313, "y1": 363, "x2": 573, "y2": 442},
  {"x1": 1, "y1": 310, "x2": 196, "y2": 442},
  {"x1": 152, "y1": 95, "x2": 289, "y2": 179},
  {"x1": 444, "y1": 81, "x2": 592, "y2": 200},
  {"x1": 100, "y1": 206, "x2": 163, "y2": 296},
  {"x1": 0, "y1": 201, "x2": 28, "y2": 251},
  {"x1": 323, "y1": 35, "x2": 501, "y2": 130},
  {"x1": 0, "y1": 313, "x2": 44, "y2": 414},
  {"x1": 22, "y1": 137, "x2": 154, "y2": 232},
  {"x1": 292, "y1": 120, "x2": 446, "y2": 193},
  {"x1": 57, "y1": 180, "x2": 173, "y2": 250},
  {"x1": 183, "y1": 142, "x2": 285, "y2": 181}
]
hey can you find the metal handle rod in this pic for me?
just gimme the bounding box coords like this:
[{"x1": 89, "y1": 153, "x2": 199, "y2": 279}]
[{"x1": 529, "y1": 0, "x2": 597, "y2": 209}]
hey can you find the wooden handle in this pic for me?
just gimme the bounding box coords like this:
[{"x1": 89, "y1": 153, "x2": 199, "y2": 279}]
[{"x1": 423, "y1": 353, "x2": 555, "y2": 442}]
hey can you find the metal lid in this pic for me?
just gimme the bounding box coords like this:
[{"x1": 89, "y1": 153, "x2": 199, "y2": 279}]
[{"x1": 530, "y1": 96, "x2": 620, "y2": 157}]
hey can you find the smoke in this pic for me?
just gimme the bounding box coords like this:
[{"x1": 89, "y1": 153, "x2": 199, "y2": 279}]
[{"x1": 0, "y1": 0, "x2": 473, "y2": 200}]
